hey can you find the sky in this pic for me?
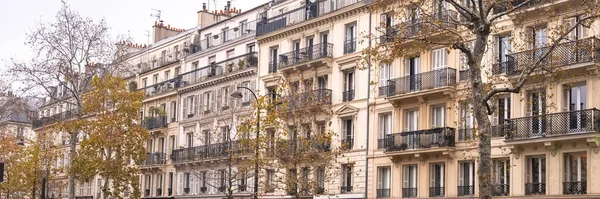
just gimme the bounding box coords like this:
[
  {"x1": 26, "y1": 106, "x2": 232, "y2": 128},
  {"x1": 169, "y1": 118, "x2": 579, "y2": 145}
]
[{"x1": 0, "y1": 0, "x2": 269, "y2": 63}]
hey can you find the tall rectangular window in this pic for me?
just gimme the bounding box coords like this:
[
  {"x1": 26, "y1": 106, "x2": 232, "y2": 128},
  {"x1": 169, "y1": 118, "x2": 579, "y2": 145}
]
[
  {"x1": 564, "y1": 16, "x2": 587, "y2": 41},
  {"x1": 266, "y1": 169, "x2": 275, "y2": 193},
  {"x1": 526, "y1": 156, "x2": 546, "y2": 195},
  {"x1": 344, "y1": 23, "x2": 357, "y2": 54},
  {"x1": 403, "y1": 164, "x2": 418, "y2": 198},
  {"x1": 565, "y1": 83, "x2": 587, "y2": 131},
  {"x1": 341, "y1": 164, "x2": 353, "y2": 193},
  {"x1": 431, "y1": 48, "x2": 447, "y2": 70},
  {"x1": 342, "y1": 119, "x2": 353, "y2": 149},
  {"x1": 204, "y1": 91, "x2": 212, "y2": 113},
  {"x1": 170, "y1": 101, "x2": 177, "y2": 122},
  {"x1": 269, "y1": 47, "x2": 278, "y2": 73},
  {"x1": 377, "y1": 167, "x2": 391, "y2": 198},
  {"x1": 429, "y1": 163, "x2": 445, "y2": 197},
  {"x1": 431, "y1": 105, "x2": 445, "y2": 127},
  {"x1": 186, "y1": 132, "x2": 193, "y2": 148},
  {"x1": 498, "y1": 35, "x2": 512, "y2": 63},
  {"x1": 493, "y1": 159, "x2": 510, "y2": 196},
  {"x1": 458, "y1": 161, "x2": 475, "y2": 196},
  {"x1": 563, "y1": 152, "x2": 587, "y2": 195},
  {"x1": 343, "y1": 70, "x2": 355, "y2": 101}
]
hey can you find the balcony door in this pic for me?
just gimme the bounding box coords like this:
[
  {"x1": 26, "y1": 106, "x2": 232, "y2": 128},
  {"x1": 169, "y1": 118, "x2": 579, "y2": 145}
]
[
  {"x1": 292, "y1": 40, "x2": 301, "y2": 64},
  {"x1": 526, "y1": 156, "x2": 546, "y2": 195},
  {"x1": 530, "y1": 27, "x2": 548, "y2": 65},
  {"x1": 564, "y1": 152, "x2": 587, "y2": 194},
  {"x1": 432, "y1": 48, "x2": 447, "y2": 88},
  {"x1": 528, "y1": 91, "x2": 546, "y2": 137},
  {"x1": 306, "y1": 36, "x2": 314, "y2": 59},
  {"x1": 430, "y1": 163, "x2": 445, "y2": 196},
  {"x1": 403, "y1": 164, "x2": 418, "y2": 198},
  {"x1": 320, "y1": 32, "x2": 329, "y2": 56},
  {"x1": 405, "y1": 57, "x2": 421, "y2": 92},
  {"x1": 404, "y1": 110, "x2": 419, "y2": 149},
  {"x1": 566, "y1": 84, "x2": 587, "y2": 131},
  {"x1": 493, "y1": 159, "x2": 510, "y2": 196}
]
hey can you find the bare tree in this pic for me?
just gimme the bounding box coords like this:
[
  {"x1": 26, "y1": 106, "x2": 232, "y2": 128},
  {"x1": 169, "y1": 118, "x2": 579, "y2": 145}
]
[
  {"x1": 364, "y1": 0, "x2": 600, "y2": 198},
  {"x1": 8, "y1": 2, "x2": 129, "y2": 199}
]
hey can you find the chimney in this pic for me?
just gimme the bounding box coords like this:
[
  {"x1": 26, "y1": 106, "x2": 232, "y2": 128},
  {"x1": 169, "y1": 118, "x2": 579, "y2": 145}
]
[
  {"x1": 203, "y1": 3, "x2": 207, "y2": 11},
  {"x1": 227, "y1": 1, "x2": 231, "y2": 10},
  {"x1": 153, "y1": 21, "x2": 183, "y2": 43}
]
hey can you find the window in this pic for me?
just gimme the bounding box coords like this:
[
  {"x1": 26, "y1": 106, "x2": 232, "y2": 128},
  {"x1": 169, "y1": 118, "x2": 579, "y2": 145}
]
[
  {"x1": 157, "y1": 173, "x2": 164, "y2": 193},
  {"x1": 378, "y1": 113, "x2": 392, "y2": 148},
  {"x1": 498, "y1": 35, "x2": 512, "y2": 63},
  {"x1": 239, "y1": 172, "x2": 247, "y2": 192},
  {"x1": 317, "y1": 76, "x2": 328, "y2": 90},
  {"x1": 222, "y1": 27, "x2": 229, "y2": 42},
  {"x1": 266, "y1": 169, "x2": 275, "y2": 193},
  {"x1": 342, "y1": 119, "x2": 353, "y2": 149},
  {"x1": 200, "y1": 171, "x2": 207, "y2": 193},
  {"x1": 564, "y1": 16, "x2": 587, "y2": 41},
  {"x1": 145, "y1": 174, "x2": 152, "y2": 196},
  {"x1": 529, "y1": 26, "x2": 548, "y2": 49},
  {"x1": 186, "y1": 132, "x2": 193, "y2": 147},
  {"x1": 316, "y1": 168, "x2": 325, "y2": 193},
  {"x1": 459, "y1": 103, "x2": 475, "y2": 140},
  {"x1": 241, "y1": 81, "x2": 251, "y2": 105},
  {"x1": 403, "y1": 164, "x2": 418, "y2": 198},
  {"x1": 168, "y1": 172, "x2": 173, "y2": 195},
  {"x1": 526, "y1": 156, "x2": 546, "y2": 195},
  {"x1": 165, "y1": 70, "x2": 170, "y2": 80},
  {"x1": 565, "y1": 83, "x2": 587, "y2": 130},
  {"x1": 203, "y1": 130, "x2": 211, "y2": 146},
  {"x1": 343, "y1": 70, "x2": 355, "y2": 101},
  {"x1": 219, "y1": 170, "x2": 226, "y2": 191},
  {"x1": 377, "y1": 167, "x2": 391, "y2": 198},
  {"x1": 221, "y1": 86, "x2": 230, "y2": 109},
  {"x1": 496, "y1": 96, "x2": 511, "y2": 126},
  {"x1": 153, "y1": 74, "x2": 159, "y2": 84},
  {"x1": 170, "y1": 101, "x2": 177, "y2": 122},
  {"x1": 405, "y1": 56, "x2": 421, "y2": 91},
  {"x1": 431, "y1": 48, "x2": 447, "y2": 70},
  {"x1": 404, "y1": 109, "x2": 419, "y2": 132},
  {"x1": 221, "y1": 126, "x2": 230, "y2": 143},
  {"x1": 458, "y1": 161, "x2": 475, "y2": 196},
  {"x1": 247, "y1": 43, "x2": 255, "y2": 53},
  {"x1": 341, "y1": 164, "x2": 353, "y2": 193},
  {"x1": 344, "y1": 23, "x2": 357, "y2": 54},
  {"x1": 492, "y1": 159, "x2": 510, "y2": 196},
  {"x1": 528, "y1": 90, "x2": 546, "y2": 136},
  {"x1": 205, "y1": 34, "x2": 212, "y2": 48},
  {"x1": 431, "y1": 105, "x2": 445, "y2": 127},
  {"x1": 142, "y1": 78, "x2": 148, "y2": 88},
  {"x1": 175, "y1": 67, "x2": 181, "y2": 76},
  {"x1": 564, "y1": 152, "x2": 587, "y2": 194},
  {"x1": 269, "y1": 47, "x2": 278, "y2": 73},
  {"x1": 184, "y1": 173, "x2": 191, "y2": 192},
  {"x1": 204, "y1": 91, "x2": 212, "y2": 113},
  {"x1": 184, "y1": 95, "x2": 195, "y2": 118},
  {"x1": 379, "y1": 63, "x2": 392, "y2": 92},
  {"x1": 429, "y1": 163, "x2": 445, "y2": 197}
]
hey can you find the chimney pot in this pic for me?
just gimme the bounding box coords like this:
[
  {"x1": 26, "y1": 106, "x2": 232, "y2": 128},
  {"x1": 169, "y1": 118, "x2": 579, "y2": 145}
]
[{"x1": 203, "y1": 3, "x2": 207, "y2": 11}]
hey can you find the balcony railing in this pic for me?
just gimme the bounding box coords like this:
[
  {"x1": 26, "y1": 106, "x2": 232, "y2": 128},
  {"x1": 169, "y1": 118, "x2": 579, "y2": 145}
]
[
  {"x1": 278, "y1": 43, "x2": 333, "y2": 69},
  {"x1": 493, "y1": 184, "x2": 510, "y2": 196},
  {"x1": 190, "y1": 20, "x2": 257, "y2": 54},
  {"x1": 564, "y1": 181, "x2": 586, "y2": 195},
  {"x1": 171, "y1": 141, "x2": 250, "y2": 162},
  {"x1": 142, "y1": 116, "x2": 168, "y2": 130},
  {"x1": 394, "y1": 9, "x2": 458, "y2": 39},
  {"x1": 384, "y1": 127, "x2": 455, "y2": 152},
  {"x1": 378, "y1": 85, "x2": 389, "y2": 97},
  {"x1": 140, "y1": 78, "x2": 179, "y2": 97},
  {"x1": 276, "y1": 139, "x2": 330, "y2": 157},
  {"x1": 402, "y1": 188, "x2": 417, "y2": 198},
  {"x1": 268, "y1": 60, "x2": 278, "y2": 73},
  {"x1": 144, "y1": 189, "x2": 150, "y2": 197},
  {"x1": 278, "y1": 89, "x2": 332, "y2": 109},
  {"x1": 457, "y1": 185, "x2": 474, "y2": 196},
  {"x1": 376, "y1": 188, "x2": 390, "y2": 198},
  {"x1": 33, "y1": 109, "x2": 80, "y2": 128},
  {"x1": 504, "y1": 109, "x2": 600, "y2": 140},
  {"x1": 377, "y1": 138, "x2": 386, "y2": 149},
  {"x1": 140, "y1": 152, "x2": 166, "y2": 166},
  {"x1": 179, "y1": 52, "x2": 258, "y2": 87},
  {"x1": 458, "y1": 127, "x2": 475, "y2": 141},
  {"x1": 493, "y1": 37, "x2": 600, "y2": 75},
  {"x1": 341, "y1": 186, "x2": 353, "y2": 193},
  {"x1": 459, "y1": 69, "x2": 470, "y2": 81},
  {"x1": 429, "y1": 186, "x2": 444, "y2": 197},
  {"x1": 386, "y1": 68, "x2": 457, "y2": 97},
  {"x1": 341, "y1": 138, "x2": 353, "y2": 150},
  {"x1": 525, "y1": 183, "x2": 546, "y2": 195},
  {"x1": 342, "y1": 90, "x2": 355, "y2": 102},
  {"x1": 256, "y1": 0, "x2": 363, "y2": 36},
  {"x1": 492, "y1": 124, "x2": 509, "y2": 138},
  {"x1": 156, "y1": 188, "x2": 162, "y2": 196},
  {"x1": 140, "y1": 52, "x2": 183, "y2": 73},
  {"x1": 344, "y1": 39, "x2": 356, "y2": 54}
]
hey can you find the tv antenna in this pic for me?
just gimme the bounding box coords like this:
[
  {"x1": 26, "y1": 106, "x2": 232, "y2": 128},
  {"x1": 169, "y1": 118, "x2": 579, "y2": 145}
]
[
  {"x1": 144, "y1": 30, "x2": 150, "y2": 45},
  {"x1": 150, "y1": 9, "x2": 163, "y2": 22}
]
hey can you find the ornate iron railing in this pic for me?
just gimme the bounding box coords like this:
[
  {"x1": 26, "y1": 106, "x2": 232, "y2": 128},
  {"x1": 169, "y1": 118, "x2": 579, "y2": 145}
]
[
  {"x1": 268, "y1": 60, "x2": 278, "y2": 73},
  {"x1": 278, "y1": 43, "x2": 333, "y2": 69},
  {"x1": 378, "y1": 85, "x2": 389, "y2": 97},
  {"x1": 342, "y1": 90, "x2": 355, "y2": 102},
  {"x1": 377, "y1": 138, "x2": 386, "y2": 149},
  {"x1": 190, "y1": 20, "x2": 257, "y2": 54},
  {"x1": 376, "y1": 188, "x2": 390, "y2": 198},
  {"x1": 142, "y1": 116, "x2": 168, "y2": 130},
  {"x1": 342, "y1": 138, "x2": 354, "y2": 150},
  {"x1": 402, "y1": 188, "x2": 417, "y2": 198},
  {"x1": 384, "y1": 127, "x2": 455, "y2": 152},
  {"x1": 563, "y1": 181, "x2": 586, "y2": 195},
  {"x1": 494, "y1": 37, "x2": 600, "y2": 75},
  {"x1": 344, "y1": 39, "x2": 356, "y2": 54},
  {"x1": 140, "y1": 52, "x2": 184, "y2": 73},
  {"x1": 278, "y1": 89, "x2": 332, "y2": 109},
  {"x1": 33, "y1": 109, "x2": 81, "y2": 128},
  {"x1": 429, "y1": 187, "x2": 444, "y2": 197},
  {"x1": 457, "y1": 185, "x2": 474, "y2": 196},
  {"x1": 504, "y1": 109, "x2": 600, "y2": 140},
  {"x1": 155, "y1": 188, "x2": 162, "y2": 196},
  {"x1": 492, "y1": 124, "x2": 509, "y2": 138},
  {"x1": 387, "y1": 68, "x2": 457, "y2": 97},
  {"x1": 171, "y1": 141, "x2": 250, "y2": 162},
  {"x1": 458, "y1": 127, "x2": 475, "y2": 141},
  {"x1": 340, "y1": 186, "x2": 353, "y2": 193},
  {"x1": 493, "y1": 184, "x2": 510, "y2": 196},
  {"x1": 256, "y1": 0, "x2": 363, "y2": 36},
  {"x1": 394, "y1": 9, "x2": 458, "y2": 39},
  {"x1": 525, "y1": 183, "x2": 546, "y2": 195},
  {"x1": 459, "y1": 69, "x2": 470, "y2": 81},
  {"x1": 140, "y1": 152, "x2": 166, "y2": 166},
  {"x1": 140, "y1": 77, "x2": 180, "y2": 97},
  {"x1": 178, "y1": 52, "x2": 258, "y2": 88}
]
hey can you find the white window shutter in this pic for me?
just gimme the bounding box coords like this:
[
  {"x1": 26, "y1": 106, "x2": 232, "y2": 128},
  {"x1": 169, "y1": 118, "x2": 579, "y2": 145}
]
[
  {"x1": 216, "y1": 89, "x2": 222, "y2": 110},
  {"x1": 196, "y1": 94, "x2": 202, "y2": 115},
  {"x1": 211, "y1": 91, "x2": 217, "y2": 111},
  {"x1": 178, "y1": 173, "x2": 183, "y2": 195},
  {"x1": 564, "y1": 17, "x2": 577, "y2": 41},
  {"x1": 404, "y1": 59, "x2": 410, "y2": 77}
]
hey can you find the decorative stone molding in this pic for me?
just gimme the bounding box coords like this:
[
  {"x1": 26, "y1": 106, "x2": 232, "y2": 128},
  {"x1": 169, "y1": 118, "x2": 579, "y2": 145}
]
[
  {"x1": 509, "y1": 146, "x2": 523, "y2": 159},
  {"x1": 587, "y1": 138, "x2": 600, "y2": 154},
  {"x1": 545, "y1": 142, "x2": 561, "y2": 157}
]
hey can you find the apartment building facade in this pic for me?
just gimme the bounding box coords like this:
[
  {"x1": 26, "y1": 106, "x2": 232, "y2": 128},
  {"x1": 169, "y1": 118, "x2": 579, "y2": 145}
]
[
  {"x1": 256, "y1": 0, "x2": 369, "y2": 198},
  {"x1": 368, "y1": 0, "x2": 600, "y2": 198}
]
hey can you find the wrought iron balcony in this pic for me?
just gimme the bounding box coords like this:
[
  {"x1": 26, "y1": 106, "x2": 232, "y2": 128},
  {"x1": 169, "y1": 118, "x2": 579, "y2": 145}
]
[
  {"x1": 459, "y1": 69, "x2": 470, "y2": 81},
  {"x1": 492, "y1": 37, "x2": 600, "y2": 75},
  {"x1": 142, "y1": 116, "x2": 168, "y2": 130},
  {"x1": 493, "y1": 184, "x2": 510, "y2": 196},
  {"x1": 276, "y1": 139, "x2": 331, "y2": 157},
  {"x1": 458, "y1": 127, "x2": 475, "y2": 141},
  {"x1": 268, "y1": 60, "x2": 278, "y2": 73},
  {"x1": 393, "y1": 9, "x2": 458, "y2": 40},
  {"x1": 144, "y1": 189, "x2": 150, "y2": 197},
  {"x1": 564, "y1": 181, "x2": 586, "y2": 195},
  {"x1": 402, "y1": 188, "x2": 417, "y2": 198},
  {"x1": 341, "y1": 138, "x2": 354, "y2": 150},
  {"x1": 277, "y1": 43, "x2": 333, "y2": 69},
  {"x1": 377, "y1": 138, "x2": 386, "y2": 149},
  {"x1": 189, "y1": 20, "x2": 257, "y2": 54},
  {"x1": 140, "y1": 152, "x2": 166, "y2": 166},
  {"x1": 140, "y1": 52, "x2": 183, "y2": 73},
  {"x1": 504, "y1": 109, "x2": 600, "y2": 140},
  {"x1": 33, "y1": 109, "x2": 80, "y2": 129},
  {"x1": 340, "y1": 186, "x2": 353, "y2": 193},
  {"x1": 429, "y1": 187, "x2": 444, "y2": 197},
  {"x1": 493, "y1": 0, "x2": 552, "y2": 14},
  {"x1": 171, "y1": 141, "x2": 250, "y2": 163},
  {"x1": 376, "y1": 188, "x2": 390, "y2": 198},
  {"x1": 386, "y1": 68, "x2": 457, "y2": 97},
  {"x1": 344, "y1": 39, "x2": 356, "y2": 54},
  {"x1": 278, "y1": 89, "x2": 332, "y2": 109},
  {"x1": 378, "y1": 85, "x2": 389, "y2": 97},
  {"x1": 140, "y1": 78, "x2": 179, "y2": 97},
  {"x1": 178, "y1": 52, "x2": 257, "y2": 88},
  {"x1": 156, "y1": 188, "x2": 162, "y2": 196},
  {"x1": 525, "y1": 183, "x2": 545, "y2": 195},
  {"x1": 384, "y1": 127, "x2": 455, "y2": 152},
  {"x1": 256, "y1": 0, "x2": 363, "y2": 36},
  {"x1": 457, "y1": 185, "x2": 474, "y2": 196},
  {"x1": 342, "y1": 90, "x2": 355, "y2": 102}
]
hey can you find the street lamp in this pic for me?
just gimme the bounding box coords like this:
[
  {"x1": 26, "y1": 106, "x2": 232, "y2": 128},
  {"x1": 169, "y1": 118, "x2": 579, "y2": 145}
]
[{"x1": 230, "y1": 87, "x2": 259, "y2": 199}]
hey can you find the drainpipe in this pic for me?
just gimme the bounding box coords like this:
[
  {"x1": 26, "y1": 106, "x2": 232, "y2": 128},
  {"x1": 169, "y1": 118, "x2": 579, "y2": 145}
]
[{"x1": 364, "y1": 4, "x2": 373, "y2": 199}]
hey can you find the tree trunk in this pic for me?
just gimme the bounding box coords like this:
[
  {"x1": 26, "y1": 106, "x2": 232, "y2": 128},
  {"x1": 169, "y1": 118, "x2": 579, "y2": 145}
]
[
  {"x1": 68, "y1": 133, "x2": 77, "y2": 199},
  {"x1": 470, "y1": 30, "x2": 492, "y2": 199},
  {"x1": 102, "y1": 177, "x2": 109, "y2": 199}
]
